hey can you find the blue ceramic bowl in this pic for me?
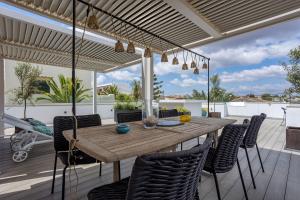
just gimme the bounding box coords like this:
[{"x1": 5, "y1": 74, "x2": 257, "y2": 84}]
[{"x1": 116, "y1": 123, "x2": 130, "y2": 134}]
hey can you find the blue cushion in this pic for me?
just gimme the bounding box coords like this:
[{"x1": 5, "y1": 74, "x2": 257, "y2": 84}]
[
  {"x1": 33, "y1": 125, "x2": 53, "y2": 136},
  {"x1": 28, "y1": 119, "x2": 47, "y2": 127}
]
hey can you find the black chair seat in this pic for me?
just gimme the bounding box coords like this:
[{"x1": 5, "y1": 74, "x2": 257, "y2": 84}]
[
  {"x1": 57, "y1": 150, "x2": 97, "y2": 166},
  {"x1": 88, "y1": 139, "x2": 212, "y2": 200},
  {"x1": 240, "y1": 143, "x2": 255, "y2": 148},
  {"x1": 88, "y1": 177, "x2": 129, "y2": 200},
  {"x1": 88, "y1": 177, "x2": 201, "y2": 200}
]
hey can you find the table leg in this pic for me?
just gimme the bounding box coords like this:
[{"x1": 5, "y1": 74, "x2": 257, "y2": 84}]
[
  {"x1": 213, "y1": 131, "x2": 218, "y2": 147},
  {"x1": 207, "y1": 131, "x2": 218, "y2": 147},
  {"x1": 113, "y1": 161, "x2": 120, "y2": 182}
]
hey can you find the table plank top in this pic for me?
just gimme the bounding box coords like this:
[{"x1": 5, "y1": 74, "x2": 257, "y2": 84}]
[{"x1": 63, "y1": 117, "x2": 236, "y2": 163}]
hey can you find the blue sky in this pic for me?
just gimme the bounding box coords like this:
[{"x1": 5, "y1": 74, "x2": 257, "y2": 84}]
[{"x1": 98, "y1": 18, "x2": 300, "y2": 96}]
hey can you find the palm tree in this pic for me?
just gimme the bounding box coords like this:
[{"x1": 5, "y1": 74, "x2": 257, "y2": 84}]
[
  {"x1": 36, "y1": 74, "x2": 91, "y2": 103},
  {"x1": 210, "y1": 75, "x2": 223, "y2": 111},
  {"x1": 131, "y1": 80, "x2": 142, "y2": 102},
  {"x1": 99, "y1": 84, "x2": 120, "y2": 97}
]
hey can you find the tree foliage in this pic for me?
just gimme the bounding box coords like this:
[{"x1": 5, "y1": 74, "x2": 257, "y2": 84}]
[
  {"x1": 210, "y1": 74, "x2": 234, "y2": 102},
  {"x1": 153, "y1": 74, "x2": 164, "y2": 100},
  {"x1": 261, "y1": 93, "x2": 273, "y2": 101},
  {"x1": 36, "y1": 74, "x2": 91, "y2": 103},
  {"x1": 283, "y1": 46, "x2": 300, "y2": 94},
  {"x1": 131, "y1": 80, "x2": 142, "y2": 101},
  {"x1": 12, "y1": 63, "x2": 42, "y2": 118},
  {"x1": 192, "y1": 89, "x2": 207, "y2": 100},
  {"x1": 99, "y1": 84, "x2": 120, "y2": 97}
]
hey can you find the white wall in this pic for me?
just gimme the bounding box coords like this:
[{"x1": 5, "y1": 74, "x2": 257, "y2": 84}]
[
  {"x1": 4, "y1": 59, "x2": 93, "y2": 104},
  {"x1": 286, "y1": 105, "x2": 300, "y2": 127},
  {"x1": 159, "y1": 100, "x2": 203, "y2": 117},
  {"x1": 4, "y1": 103, "x2": 115, "y2": 125},
  {"x1": 226, "y1": 102, "x2": 287, "y2": 118}
]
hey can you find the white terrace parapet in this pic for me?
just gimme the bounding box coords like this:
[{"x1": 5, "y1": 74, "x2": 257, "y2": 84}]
[
  {"x1": 159, "y1": 100, "x2": 204, "y2": 117},
  {"x1": 286, "y1": 105, "x2": 300, "y2": 127}
]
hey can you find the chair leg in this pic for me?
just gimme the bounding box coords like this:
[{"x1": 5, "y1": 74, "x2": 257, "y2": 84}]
[
  {"x1": 244, "y1": 148, "x2": 256, "y2": 189},
  {"x1": 99, "y1": 161, "x2": 102, "y2": 176},
  {"x1": 213, "y1": 172, "x2": 221, "y2": 200},
  {"x1": 181, "y1": 142, "x2": 183, "y2": 151},
  {"x1": 51, "y1": 153, "x2": 57, "y2": 194},
  {"x1": 62, "y1": 166, "x2": 67, "y2": 200},
  {"x1": 118, "y1": 161, "x2": 121, "y2": 180},
  {"x1": 237, "y1": 159, "x2": 249, "y2": 200},
  {"x1": 197, "y1": 137, "x2": 200, "y2": 145},
  {"x1": 256, "y1": 143, "x2": 265, "y2": 172}
]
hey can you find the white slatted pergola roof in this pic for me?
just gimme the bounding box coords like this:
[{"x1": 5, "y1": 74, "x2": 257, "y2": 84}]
[
  {"x1": 4, "y1": 0, "x2": 300, "y2": 52},
  {"x1": 1, "y1": 0, "x2": 300, "y2": 71},
  {"x1": 0, "y1": 4, "x2": 142, "y2": 72}
]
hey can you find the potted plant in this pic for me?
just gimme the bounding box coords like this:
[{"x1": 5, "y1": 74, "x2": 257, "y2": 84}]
[
  {"x1": 11, "y1": 63, "x2": 42, "y2": 119},
  {"x1": 114, "y1": 93, "x2": 142, "y2": 122},
  {"x1": 176, "y1": 106, "x2": 191, "y2": 122}
]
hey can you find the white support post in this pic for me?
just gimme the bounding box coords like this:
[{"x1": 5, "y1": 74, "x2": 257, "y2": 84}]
[
  {"x1": 0, "y1": 58, "x2": 4, "y2": 138},
  {"x1": 93, "y1": 70, "x2": 98, "y2": 114},
  {"x1": 142, "y1": 55, "x2": 154, "y2": 116}
]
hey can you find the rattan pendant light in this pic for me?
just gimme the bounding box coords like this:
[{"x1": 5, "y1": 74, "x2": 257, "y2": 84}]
[
  {"x1": 193, "y1": 67, "x2": 199, "y2": 74},
  {"x1": 111, "y1": 17, "x2": 125, "y2": 53},
  {"x1": 191, "y1": 54, "x2": 196, "y2": 68},
  {"x1": 182, "y1": 50, "x2": 188, "y2": 70},
  {"x1": 142, "y1": 33, "x2": 154, "y2": 58},
  {"x1": 87, "y1": 5, "x2": 99, "y2": 29},
  {"x1": 172, "y1": 49, "x2": 179, "y2": 65},
  {"x1": 124, "y1": 24, "x2": 135, "y2": 54},
  {"x1": 202, "y1": 59, "x2": 208, "y2": 69},
  {"x1": 160, "y1": 39, "x2": 168, "y2": 62}
]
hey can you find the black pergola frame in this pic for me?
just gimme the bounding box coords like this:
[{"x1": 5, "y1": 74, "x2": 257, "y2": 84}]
[{"x1": 71, "y1": 0, "x2": 211, "y2": 139}]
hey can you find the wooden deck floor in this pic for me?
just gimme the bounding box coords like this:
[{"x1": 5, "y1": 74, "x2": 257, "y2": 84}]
[{"x1": 1, "y1": 117, "x2": 300, "y2": 200}]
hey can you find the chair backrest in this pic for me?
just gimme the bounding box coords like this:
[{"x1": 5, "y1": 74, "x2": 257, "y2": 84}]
[
  {"x1": 243, "y1": 113, "x2": 266, "y2": 147},
  {"x1": 53, "y1": 114, "x2": 101, "y2": 152},
  {"x1": 117, "y1": 111, "x2": 142, "y2": 123},
  {"x1": 159, "y1": 109, "x2": 179, "y2": 118},
  {"x1": 212, "y1": 124, "x2": 248, "y2": 172},
  {"x1": 125, "y1": 137, "x2": 212, "y2": 200}
]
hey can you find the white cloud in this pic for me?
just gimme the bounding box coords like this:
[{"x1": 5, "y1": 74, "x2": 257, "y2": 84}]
[
  {"x1": 97, "y1": 74, "x2": 106, "y2": 85},
  {"x1": 220, "y1": 65, "x2": 286, "y2": 83},
  {"x1": 180, "y1": 74, "x2": 189, "y2": 79},
  {"x1": 230, "y1": 82, "x2": 290, "y2": 95},
  {"x1": 106, "y1": 70, "x2": 139, "y2": 81},
  {"x1": 127, "y1": 64, "x2": 141, "y2": 72},
  {"x1": 153, "y1": 19, "x2": 300, "y2": 75},
  {"x1": 170, "y1": 77, "x2": 207, "y2": 87}
]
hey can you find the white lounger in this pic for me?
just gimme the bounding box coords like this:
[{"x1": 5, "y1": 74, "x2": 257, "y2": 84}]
[{"x1": 1, "y1": 113, "x2": 53, "y2": 162}]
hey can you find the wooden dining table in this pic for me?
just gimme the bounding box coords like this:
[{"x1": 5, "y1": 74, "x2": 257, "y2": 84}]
[{"x1": 63, "y1": 117, "x2": 236, "y2": 182}]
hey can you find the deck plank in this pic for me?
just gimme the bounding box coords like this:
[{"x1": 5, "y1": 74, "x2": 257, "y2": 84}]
[
  {"x1": 285, "y1": 153, "x2": 300, "y2": 200},
  {"x1": 0, "y1": 117, "x2": 297, "y2": 200}
]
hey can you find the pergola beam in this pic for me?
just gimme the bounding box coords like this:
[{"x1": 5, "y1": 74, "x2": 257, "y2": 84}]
[
  {"x1": 180, "y1": 8, "x2": 300, "y2": 50},
  {"x1": 164, "y1": 0, "x2": 222, "y2": 38}
]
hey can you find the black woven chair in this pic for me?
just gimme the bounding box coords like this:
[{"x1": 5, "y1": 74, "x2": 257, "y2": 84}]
[
  {"x1": 117, "y1": 111, "x2": 142, "y2": 123},
  {"x1": 240, "y1": 113, "x2": 266, "y2": 189},
  {"x1": 87, "y1": 137, "x2": 212, "y2": 200},
  {"x1": 51, "y1": 114, "x2": 102, "y2": 200},
  {"x1": 159, "y1": 109, "x2": 179, "y2": 118},
  {"x1": 203, "y1": 124, "x2": 249, "y2": 200}
]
